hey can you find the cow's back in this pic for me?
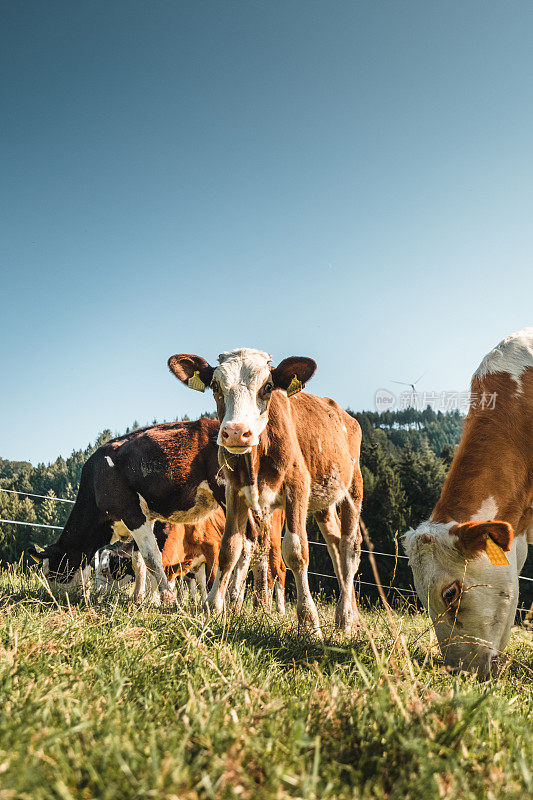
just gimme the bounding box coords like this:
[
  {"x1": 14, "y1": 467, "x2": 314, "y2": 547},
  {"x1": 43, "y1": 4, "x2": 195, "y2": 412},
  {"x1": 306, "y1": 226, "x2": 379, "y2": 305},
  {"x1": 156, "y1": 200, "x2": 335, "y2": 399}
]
[
  {"x1": 267, "y1": 391, "x2": 361, "y2": 487},
  {"x1": 104, "y1": 417, "x2": 222, "y2": 514},
  {"x1": 433, "y1": 329, "x2": 533, "y2": 527}
]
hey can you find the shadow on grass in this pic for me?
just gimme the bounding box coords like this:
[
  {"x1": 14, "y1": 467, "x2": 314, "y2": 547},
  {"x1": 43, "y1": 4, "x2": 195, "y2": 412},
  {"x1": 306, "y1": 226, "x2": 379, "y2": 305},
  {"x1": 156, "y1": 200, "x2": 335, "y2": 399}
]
[{"x1": 203, "y1": 608, "x2": 373, "y2": 670}]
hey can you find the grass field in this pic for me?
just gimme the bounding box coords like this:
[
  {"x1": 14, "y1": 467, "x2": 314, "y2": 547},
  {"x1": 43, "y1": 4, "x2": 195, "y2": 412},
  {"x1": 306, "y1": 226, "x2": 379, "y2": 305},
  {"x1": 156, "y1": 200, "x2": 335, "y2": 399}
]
[{"x1": 0, "y1": 568, "x2": 531, "y2": 800}]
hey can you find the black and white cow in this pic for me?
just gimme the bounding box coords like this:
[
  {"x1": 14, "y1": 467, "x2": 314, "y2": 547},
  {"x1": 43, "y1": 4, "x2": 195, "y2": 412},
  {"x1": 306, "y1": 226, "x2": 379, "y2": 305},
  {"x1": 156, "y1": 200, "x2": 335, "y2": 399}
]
[{"x1": 28, "y1": 418, "x2": 225, "y2": 602}]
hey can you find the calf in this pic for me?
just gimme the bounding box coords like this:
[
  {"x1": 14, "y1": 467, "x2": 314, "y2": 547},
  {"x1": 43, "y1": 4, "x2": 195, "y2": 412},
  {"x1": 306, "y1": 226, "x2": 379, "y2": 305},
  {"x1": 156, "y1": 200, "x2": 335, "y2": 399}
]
[
  {"x1": 403, "y1": 327, "x2": 533, "y2": 677},
  {"x1": 169, "y1": 348, "x2": 363, "y2": 635},
  {"x1": 95, "y1": 540, "x2": 135, "y2": 593},
  {"x1": 28, "y1": 418, "x2": 225, "y2": 602},
  {"x1": 158, "y1": 507, "x2": 225, "y2": 596}
]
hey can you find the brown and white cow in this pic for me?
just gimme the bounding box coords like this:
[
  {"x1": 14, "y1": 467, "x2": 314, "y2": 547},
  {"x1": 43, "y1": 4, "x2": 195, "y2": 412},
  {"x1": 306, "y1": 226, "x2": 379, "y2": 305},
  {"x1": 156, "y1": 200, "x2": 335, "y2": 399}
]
[
  {"x1": 168, "y1": 348, "x2": 363, "y2": 635},
  {"x1": 28, "y1": 418, "x2": 225, "y2": 602},
  {"x1": 403, "y1": 327, "x2": 533, "y2": 677},
  {"x1": 160, "y1": 508, "x2": 225, "y2": 598}
]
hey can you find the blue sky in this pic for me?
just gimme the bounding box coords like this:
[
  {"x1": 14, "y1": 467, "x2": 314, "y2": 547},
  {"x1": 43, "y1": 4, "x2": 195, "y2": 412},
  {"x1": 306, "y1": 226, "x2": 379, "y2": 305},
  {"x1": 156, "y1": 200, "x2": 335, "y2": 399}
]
[{"x1": 1, "y1": 1, "x2": 532, "y2": 464}]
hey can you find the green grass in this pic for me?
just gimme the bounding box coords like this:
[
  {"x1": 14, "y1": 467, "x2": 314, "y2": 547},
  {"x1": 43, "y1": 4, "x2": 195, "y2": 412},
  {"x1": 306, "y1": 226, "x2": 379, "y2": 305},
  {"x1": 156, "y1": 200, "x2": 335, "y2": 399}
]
[{"x1": 0, "y1": 568, "x2": 531, "y2": 800}]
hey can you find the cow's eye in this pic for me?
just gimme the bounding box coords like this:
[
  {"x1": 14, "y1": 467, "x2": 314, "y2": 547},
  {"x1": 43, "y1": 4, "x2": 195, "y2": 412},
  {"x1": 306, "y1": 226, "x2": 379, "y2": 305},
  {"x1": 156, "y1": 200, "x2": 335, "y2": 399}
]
[
  {"x1": 262, "y1": 382, "x2": 273, "y2": 395},
  {"x1": 441, "y1": 581, "x2": 461, "y2": 608},
  {"x1": 211, "y1": 380, "x2": 220, "y2": 394}
]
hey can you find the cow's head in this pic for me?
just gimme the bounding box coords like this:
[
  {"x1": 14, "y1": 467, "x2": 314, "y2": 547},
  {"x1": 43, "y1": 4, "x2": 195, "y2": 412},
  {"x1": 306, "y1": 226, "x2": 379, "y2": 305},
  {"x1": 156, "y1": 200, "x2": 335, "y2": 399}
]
[
  {"x1": 94, "y1": 548, "x2": 133, "y2": 592},
  {"x1": 403, "y1": 519, "x2": 526, "y2": 678},
  {"x1": 27, "y1": 543, "x2": 93, "y2": 595},
  {"x1": 168, "y1": 348, "x2": 316, "y2": 453}
]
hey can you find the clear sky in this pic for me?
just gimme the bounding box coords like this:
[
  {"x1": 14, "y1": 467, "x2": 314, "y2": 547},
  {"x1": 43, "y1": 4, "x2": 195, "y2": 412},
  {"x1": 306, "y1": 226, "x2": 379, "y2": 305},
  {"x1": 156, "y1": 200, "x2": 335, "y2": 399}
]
[{"x1": 1, "y1": 1, "x2": 532, "y2": 465}]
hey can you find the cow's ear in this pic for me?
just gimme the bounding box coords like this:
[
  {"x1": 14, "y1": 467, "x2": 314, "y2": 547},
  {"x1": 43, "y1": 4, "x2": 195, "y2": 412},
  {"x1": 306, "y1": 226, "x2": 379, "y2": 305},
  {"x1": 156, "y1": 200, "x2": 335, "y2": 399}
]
[
  {"x1": 271, "y1": 357, "x2": 317, "y2": 396},
  {"x1": 451, "y1": 520, "x2": 514, "y2": 564},
  {"x1": 27, "y1": 544, "x2": 45, "y2": 562},
  {"x1": 168, "y1": 354, "x2": 215, "y2": 393}
]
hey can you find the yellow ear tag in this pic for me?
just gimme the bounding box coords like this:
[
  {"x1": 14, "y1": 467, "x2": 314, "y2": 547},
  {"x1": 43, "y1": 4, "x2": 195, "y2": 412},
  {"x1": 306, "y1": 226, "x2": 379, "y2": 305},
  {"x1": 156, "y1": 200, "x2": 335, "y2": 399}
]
[
  {"x1": 29, "y1": 545, "x2": 44, "y2": 562},
  {"x1": 187, "y1": 371, "x2": 206, "y2": 393},
  {"x1": 484, "y1": 534, "x2": 510, "y2": 566},
  {"x1": 286, "y1": 374, "x2": 303, "y2": 398}
]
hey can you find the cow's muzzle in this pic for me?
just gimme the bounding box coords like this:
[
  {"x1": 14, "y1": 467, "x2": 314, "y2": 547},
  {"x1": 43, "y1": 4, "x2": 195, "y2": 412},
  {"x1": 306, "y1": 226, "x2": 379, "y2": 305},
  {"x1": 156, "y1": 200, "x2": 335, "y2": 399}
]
[{"x1": 220, "y1": 423, "x2": 255, "y2": 452}]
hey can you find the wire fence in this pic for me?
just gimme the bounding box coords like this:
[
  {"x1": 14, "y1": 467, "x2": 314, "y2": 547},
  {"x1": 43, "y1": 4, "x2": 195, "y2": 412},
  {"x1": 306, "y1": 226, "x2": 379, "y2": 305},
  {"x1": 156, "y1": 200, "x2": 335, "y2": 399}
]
[
  {"x1": 1, "y1": 487, "x2": 532, "y2": 613},
  {"x1": 0, "y1": 488, "x2": 74, "y2": 504}
]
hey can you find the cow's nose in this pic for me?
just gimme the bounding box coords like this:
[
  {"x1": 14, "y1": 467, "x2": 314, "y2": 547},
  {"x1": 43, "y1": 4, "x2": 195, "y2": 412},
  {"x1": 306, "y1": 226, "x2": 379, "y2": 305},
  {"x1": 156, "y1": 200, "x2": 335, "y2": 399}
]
[{"x1": 221, "y1": 423, "x2": 253, "y2": 446}]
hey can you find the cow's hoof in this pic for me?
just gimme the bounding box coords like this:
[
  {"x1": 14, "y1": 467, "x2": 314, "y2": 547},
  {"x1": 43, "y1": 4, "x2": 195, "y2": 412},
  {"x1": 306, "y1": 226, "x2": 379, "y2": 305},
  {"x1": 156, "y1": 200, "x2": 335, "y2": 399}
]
[
  {"x1": 297, "y1": 606, "x2": 322, "y2": 639},
  {"x1": 161, "y1": 590, "x2": 177, "y2": 606},
  {"x1": 207, "y1": 596, "x2": 224, "y2": 615}
]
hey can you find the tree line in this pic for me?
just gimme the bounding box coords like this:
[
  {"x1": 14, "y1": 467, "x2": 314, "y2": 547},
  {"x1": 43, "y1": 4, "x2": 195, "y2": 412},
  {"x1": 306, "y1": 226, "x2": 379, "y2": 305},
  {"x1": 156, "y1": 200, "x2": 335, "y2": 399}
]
[{"x1": 1, "y1": 408, "x2": 531, "y2": 607}]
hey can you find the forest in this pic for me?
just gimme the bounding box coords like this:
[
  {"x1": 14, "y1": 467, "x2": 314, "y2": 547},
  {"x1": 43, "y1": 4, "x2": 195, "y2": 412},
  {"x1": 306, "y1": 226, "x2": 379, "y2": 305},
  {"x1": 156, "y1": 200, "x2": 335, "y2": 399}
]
[{"x1": 1, "y1": 407, "x2": 531, "y2": 607}]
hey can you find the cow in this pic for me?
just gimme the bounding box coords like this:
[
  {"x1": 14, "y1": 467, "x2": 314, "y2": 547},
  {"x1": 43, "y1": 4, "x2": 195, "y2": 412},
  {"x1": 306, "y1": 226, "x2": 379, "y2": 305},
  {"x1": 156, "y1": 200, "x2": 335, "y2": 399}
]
[
  {"x1": 27, "y1": 418, "x2": 225, "y2": 602},
  {"x1": 403, "y1": 327, "x2": 533, "y2": 677},
  {"x1": 94, "y1": 540, "x2": 135, "y2": 593},
  {"x1": 168, "y1": 348, "x2": 363, "y2": 636}
]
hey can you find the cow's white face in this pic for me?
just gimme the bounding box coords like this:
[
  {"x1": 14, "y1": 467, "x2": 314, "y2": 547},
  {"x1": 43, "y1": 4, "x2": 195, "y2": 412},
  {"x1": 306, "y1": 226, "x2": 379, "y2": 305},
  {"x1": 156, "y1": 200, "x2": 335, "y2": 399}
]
[
  {"x1": 28, "y1": 545, "x2": 93, "y2": 597},
  {"x1": 168, "y1": 348, "x2": 317, "y2": 454},
  {"x1": 98, "y1": 550, "x2": 111, "y2": 574},
  {"x1": 94, "y1": 550, "x2": 110, "y2": 591},
  {"x1": 43, "y1": 559, "x2": 94, "y2": 596},
  {"x1": 403, "y1": 520, "x2": 526, "y2": 678},
  {"x1": 211, "y1": 349, "x2": 272, "y2": 453}
]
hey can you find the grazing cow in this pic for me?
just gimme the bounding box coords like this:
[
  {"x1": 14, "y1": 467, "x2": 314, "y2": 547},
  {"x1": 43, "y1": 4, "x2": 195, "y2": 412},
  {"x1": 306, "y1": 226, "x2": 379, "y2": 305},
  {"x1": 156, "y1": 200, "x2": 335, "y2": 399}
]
[
  {"x1": 28, "y1": 418, "x2": 225, "y2": 601},
  {"x1": 403, "y1": 328, "x2": 533, "y2": 677},
  {"x1": 168, "y1": 348, "x2": 363, "y2": 635},
  {"x1": 94, "y1": 540, "x2": 135, "y2": 592}
]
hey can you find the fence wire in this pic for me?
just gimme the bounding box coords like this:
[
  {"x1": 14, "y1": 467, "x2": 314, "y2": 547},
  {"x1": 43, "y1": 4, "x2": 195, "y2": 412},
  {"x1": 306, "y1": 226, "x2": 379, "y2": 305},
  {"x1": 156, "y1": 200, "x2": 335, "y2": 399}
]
[
  {"x1": 1, "y1": 488, "x2": 532, "y2": 596},
  {"x1": 0, "y1": 487, "x2": 74, "y2": 504}
]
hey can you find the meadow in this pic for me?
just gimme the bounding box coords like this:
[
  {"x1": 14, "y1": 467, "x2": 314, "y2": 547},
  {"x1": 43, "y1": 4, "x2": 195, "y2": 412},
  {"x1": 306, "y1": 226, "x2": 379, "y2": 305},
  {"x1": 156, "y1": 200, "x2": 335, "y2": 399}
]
[{"x1": 0, "y1": 567, "x2": 531, "y2": 800}]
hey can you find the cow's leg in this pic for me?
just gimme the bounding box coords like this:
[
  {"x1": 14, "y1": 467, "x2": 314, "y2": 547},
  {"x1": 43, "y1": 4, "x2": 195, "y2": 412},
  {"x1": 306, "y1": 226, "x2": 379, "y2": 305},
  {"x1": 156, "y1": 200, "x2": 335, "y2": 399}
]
[
  {"x1": 203, "y1": 543, "x2": 219, "y2": 591},
  {"x1": 314, "y1": 506, "x2": 343, "y2": 583},
  {"x1": 315, "y1": 504, "x2": 357, "y2": 617},
  {"x1": 146, "y1": 568, "x2": 163, "y2": 606},
  {"x1": 185, "y1": 573, "x2": 196, "y2": 602},
  {"x1": 194, "y1": 563, "x2": 207, "y2": 603},
  {"x1": 254, "y1": 525, "x2": 272, "y2": 610},
  {"x1": 251, "y1": 553, "x2": 271, "y2": 610},
  {"x1": 282, "y1": 488, "x2": 321, "y2": 637},
  {"x1": 167, "y1": 572, "x2": 177, "y2": 593},
  {"x1": 251, "y1": 560, "x2": 260, "y2": 609},
  {"x1": 133, "y1": 555, "x2": 163, "y2": 606},
  {"x1": 268, "y1": 526, "x2": 287, "y2": 614},
  {"x1": 273, "y1": 578, "x2": 285, "y2": 614},
  {"x1": 252, "y1": 550, "x2": 271, "y2": 610},
  {"x1": 132, "y1": 549, "x2": 147, "y2": 603},
  {"x1": 206, "y1": 489, "x2": 248, "y2": 614},
  {"x1": 228, "y1": 536, "x2": 254, "y2": 612},
  {"x1": 130, "y1": 519, "x2": 176, "y2": 605},
  {"x1": 336, "y1": 478, "x2": 362, "y2": 633},
  {"x1": 166, "y1": 565, "x2": 186, "y2": 603}
]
